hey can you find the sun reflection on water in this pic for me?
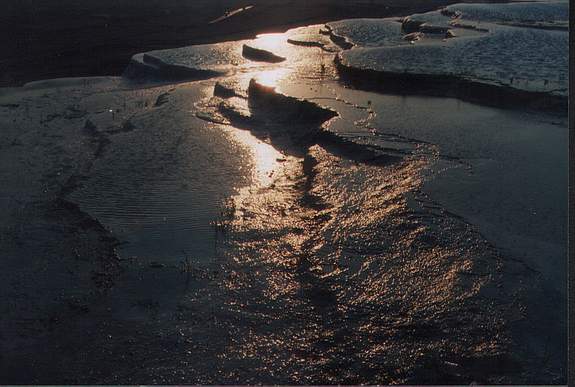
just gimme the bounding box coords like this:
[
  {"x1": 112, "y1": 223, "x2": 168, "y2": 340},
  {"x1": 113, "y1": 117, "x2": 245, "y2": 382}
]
[
  {"x1": 227, "y1": 128, "x2": 283, "y2": 187},
  {"x1": 253, "y1": 68, "x2": 291, "y2": 90},
  {"x1": 254, "y1": 33, "x2": 288, "y2": 48}
]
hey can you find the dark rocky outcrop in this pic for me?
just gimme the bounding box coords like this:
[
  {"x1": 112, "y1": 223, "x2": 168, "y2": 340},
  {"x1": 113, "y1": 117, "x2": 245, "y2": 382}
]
[
  {"x1": 287, "y1": 38, "x2": 325, "y2": 48},
  {"x1": 242, "y1": 44, "x2": 286, "y2": 63},
  {"x1": 403, "y1": 32, "x2": 424, "y2": 41},
  {"x1": 401, "y1": 17, "x2": 425, "y2": 33},
  {"x1": 123, "y1": 54, "x2": 222, "y2": 82},
  {"x1": 247, "y1": 79, "x2": 337, "y2": 126}
]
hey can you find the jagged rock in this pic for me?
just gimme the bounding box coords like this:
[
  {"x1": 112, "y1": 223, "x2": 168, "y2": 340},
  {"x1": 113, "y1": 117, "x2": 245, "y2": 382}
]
[
  {"x1": 402, "y1": 17, "x2": 425, "y2": 33},
  {"x1": 287, "y1": 37, "x2": 325, "y2": 48},
  {"x1": 440, "y1": 8, "x2": 462, "y2": 19},
  {"x1": 214, "y1": 82, "x2": 238, "y2": 98},
  {"x1": 403, "y1": 32, "x2": 423, "y2": 42},
  {"x1": 420, "y1": 24, "x2": 450, "y2": 34},
  {"x1": 154, "y1": 92, "x2": 170, "y2": 107},
  {"x1": 324, "y1": 27, "x2": 354, "y2": 50},
  {"x1": 242, "y1": 44, "x2": 286, "y2": 63},
  {"x1": 247, "y1": 79, "x2": 337, "y2": 126},
  {"x1": 449, "y1": 22, "x2": 489, "y2": 33},
  {"x1": 218, "y1": 99, "x2": 252, "y2": 124},
  {"x1": 445, "y1": 29, "x2": 457, "y2": 39},
  {"x1": 123, "y1": 53, "x2": 221, "y2": 81}
]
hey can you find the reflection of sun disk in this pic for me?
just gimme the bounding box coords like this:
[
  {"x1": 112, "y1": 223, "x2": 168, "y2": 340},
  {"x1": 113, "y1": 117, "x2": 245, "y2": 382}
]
[
  {"x1": 255, "y1": 68, "x2": 290, "y2": 89},
  {"x1": 255, "y1": 33, "x2": 287, "y2": 48},
  {"x1": 228, "y1": 129, "x2": 283, "y2": 187}
]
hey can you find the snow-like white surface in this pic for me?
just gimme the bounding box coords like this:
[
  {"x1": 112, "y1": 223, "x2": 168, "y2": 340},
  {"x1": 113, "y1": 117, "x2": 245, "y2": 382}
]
[{"x1": 335, "y1": 1, "x2": 568, "y2": 95}]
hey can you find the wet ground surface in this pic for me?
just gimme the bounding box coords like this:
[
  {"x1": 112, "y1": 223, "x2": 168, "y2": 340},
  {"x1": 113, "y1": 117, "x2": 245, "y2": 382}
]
[{"x1": 0, "y1": 1, "x2": 568, "y2": 384}]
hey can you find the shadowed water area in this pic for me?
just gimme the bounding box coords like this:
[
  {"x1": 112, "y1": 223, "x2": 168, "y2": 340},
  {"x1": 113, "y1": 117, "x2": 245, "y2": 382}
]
[{"x1": 0, "y1": 0, "x2": 567, "y2": 384}]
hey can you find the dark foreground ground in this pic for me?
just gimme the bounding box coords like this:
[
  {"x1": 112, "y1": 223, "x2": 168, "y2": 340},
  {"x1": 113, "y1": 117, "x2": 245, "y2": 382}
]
[{"x1": 3, "y1": 0, "x2": 486, "y2": 86}]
